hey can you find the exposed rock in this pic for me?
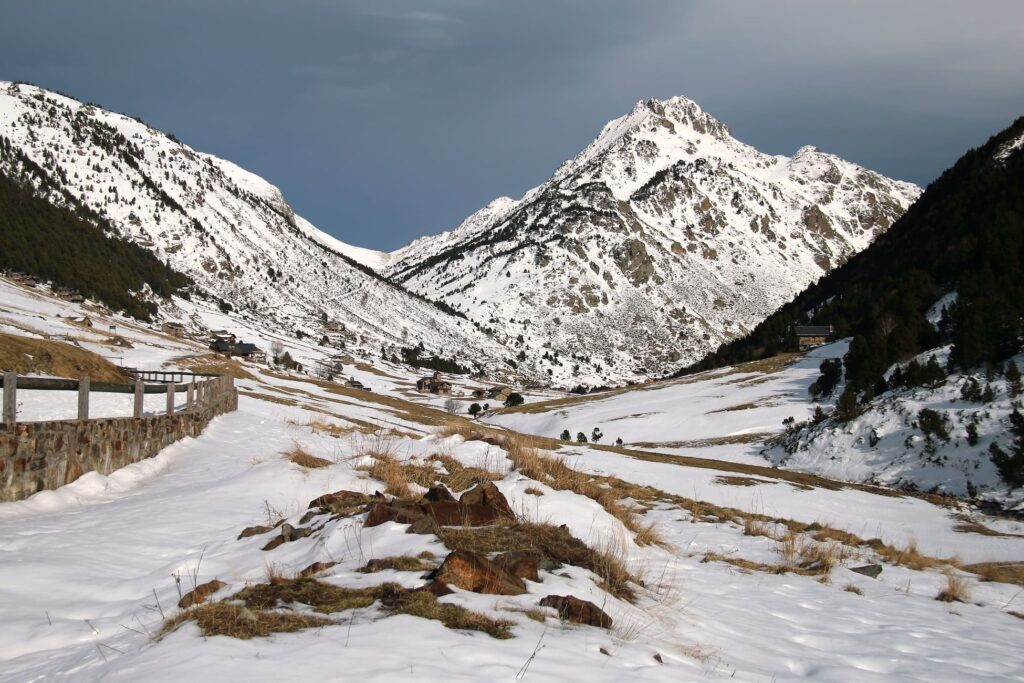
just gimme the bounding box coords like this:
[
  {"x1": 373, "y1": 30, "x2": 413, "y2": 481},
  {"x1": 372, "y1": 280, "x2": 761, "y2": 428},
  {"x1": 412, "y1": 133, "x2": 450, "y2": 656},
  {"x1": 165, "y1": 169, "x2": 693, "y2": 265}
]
[
  {"x1": 458, "y1": 482, "x2": 515, "y2": 521},
  {"x1": 299, "y1": 561, "x2": 338, "y2": 578},
  {"x1": 539, "y1": 594, "x2": 613, "y2": 628},
  {"x1": 308, "y1": 490, "x2": 377, "y2": 516},
  {"x1": 849, "y1": 564, "x2": 883, "y2": 579},
  {"x1": 418, "y1": 581, "x2": 455, "y2": 597},
  {"x1": 178, "y1": 579, "x2": 226, "y2": 609},
  {"x1": 432, "y1": 550, "x2": 527, "y2": 595},
  {"x1": 261, "y1": 536, "x2": 285, "y2": 551},
  {"x1": 238, "y1": 524, "x2": 274, "y2": 540},
  {"x1": 493, "y1": 550, "x2": 542, "y2": 582},
  {"x1": 423, "y1": 486, "x2": 456, "y2": 502},
  {"x1": 613, "y1": 238, "x2": 655, "y2": 286}
]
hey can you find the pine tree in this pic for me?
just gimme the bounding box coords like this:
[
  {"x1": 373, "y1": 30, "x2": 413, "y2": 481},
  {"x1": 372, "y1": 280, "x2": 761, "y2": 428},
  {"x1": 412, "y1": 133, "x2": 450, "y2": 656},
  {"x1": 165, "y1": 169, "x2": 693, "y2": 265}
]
[{"x1": 1007, "y1": 360, "x2": 1022, "y2": 397}]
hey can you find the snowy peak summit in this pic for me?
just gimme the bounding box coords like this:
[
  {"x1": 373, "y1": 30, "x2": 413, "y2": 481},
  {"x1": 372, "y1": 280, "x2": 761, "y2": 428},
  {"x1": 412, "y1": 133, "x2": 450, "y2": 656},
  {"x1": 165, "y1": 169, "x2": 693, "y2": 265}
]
[{"x1": 384, "y1": 95, "x2": 921, "y2": 386}]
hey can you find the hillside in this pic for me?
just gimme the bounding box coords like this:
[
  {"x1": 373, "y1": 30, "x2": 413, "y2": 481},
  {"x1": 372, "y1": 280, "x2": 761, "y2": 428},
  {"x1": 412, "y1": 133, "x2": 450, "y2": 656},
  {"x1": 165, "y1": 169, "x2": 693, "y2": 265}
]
[
  {"x1": 0, "y1": 140, "x2": 190, "y2": 320},
  {"x1": 0, "y1": 82, "x2": 505, "y2": 375},
  {"x1": 382, "y1": 97, "x2": 920, "y2": 387},
  {"x1": 679, "y1": 116, "x2": 1024, "y2": 507}
]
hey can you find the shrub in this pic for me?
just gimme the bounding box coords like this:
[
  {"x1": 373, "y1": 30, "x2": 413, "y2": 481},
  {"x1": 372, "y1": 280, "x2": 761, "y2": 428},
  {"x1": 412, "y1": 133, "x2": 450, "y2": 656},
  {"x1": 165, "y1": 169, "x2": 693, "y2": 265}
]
[
  {"x1": 918, "y1": 408, "x2": 950, "y2": 441},
  {"x1": 468, "y1": 402, "x2": 482, "y2": 418},
  {"x1": 809, "y1": 358, "x2": 842, "y2": 399},
  {"x1": 503, "y1": 392, "x2": 524, "y2": 408}
]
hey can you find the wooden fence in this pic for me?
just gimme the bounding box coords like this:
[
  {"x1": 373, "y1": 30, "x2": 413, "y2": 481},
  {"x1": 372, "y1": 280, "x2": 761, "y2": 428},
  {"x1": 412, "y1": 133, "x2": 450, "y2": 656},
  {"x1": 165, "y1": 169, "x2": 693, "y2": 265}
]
[{"x1": 1, "y1": 373, "x2": 234, "y2": 426}]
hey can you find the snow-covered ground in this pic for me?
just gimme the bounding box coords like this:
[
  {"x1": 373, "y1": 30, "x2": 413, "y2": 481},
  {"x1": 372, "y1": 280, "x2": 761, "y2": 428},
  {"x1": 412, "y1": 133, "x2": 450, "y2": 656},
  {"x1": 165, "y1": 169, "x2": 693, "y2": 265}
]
[
  {"x1": 2, "y1": 283, "x2": 1023, "y2": 681},
  {"x1": 488, "y1": 342, "x2": 849, "y2": 462}
]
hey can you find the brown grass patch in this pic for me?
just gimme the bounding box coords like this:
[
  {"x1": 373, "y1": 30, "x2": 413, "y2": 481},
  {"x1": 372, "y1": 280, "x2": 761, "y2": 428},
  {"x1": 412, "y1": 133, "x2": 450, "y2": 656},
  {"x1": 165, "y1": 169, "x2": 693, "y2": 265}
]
[
  {"x1": 174, "y1": 353, "x2": 254, "y2": 380},
  {"x1": 630, "y1": 432, "x2": 776, "y2": 449},
  {"x1": 376, "y1": 583, "x2": 514, "y2": 639},
  {"x1": 962, "y1": 561, "x2": 1024, "y2": 586},
  {"x1": 238, "y1": 389, "x2": 299, "y2": 407},
  {"x1": 236, "y1": 578, "x2": 379, "y2": 613},
  {"x1": 161, "y1": 602, "x2": 332, "y2": 639},
  {"x1": 843, "y1": 584, "x2": 863, "y2": 595},
  {"x1": 0, "y1": 332, "x2": 129, "y2": 382},
  {"x1": 869, "y1": 537, "x2": 949, "y2": 571},
  {"x1": 952, "y1": 515, "x2": 1024, "y2": 538},
  {"x1": 716, "y1": 475, "x2": 768, "y2": 487},
  {"x1": 505, "y1": 438, "x2": 664, "y2": 547},
  {"x1": 284, "y1": 444, "x2": 332, "y2": 469}
]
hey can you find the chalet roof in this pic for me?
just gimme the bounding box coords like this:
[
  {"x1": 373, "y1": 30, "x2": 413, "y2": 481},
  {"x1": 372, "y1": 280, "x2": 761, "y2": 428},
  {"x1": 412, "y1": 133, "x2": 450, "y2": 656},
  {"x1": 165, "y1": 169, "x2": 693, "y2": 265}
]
[{"x1": 794, "y1": 325, "x2": 834, "y2": 336}]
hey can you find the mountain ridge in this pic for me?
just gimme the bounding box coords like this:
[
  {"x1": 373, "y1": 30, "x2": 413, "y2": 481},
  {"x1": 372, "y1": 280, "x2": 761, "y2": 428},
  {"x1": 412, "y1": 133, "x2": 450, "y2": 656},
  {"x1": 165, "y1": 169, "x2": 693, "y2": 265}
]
[{"x1": 380, "y1": 95, "x2": 920, "y2": 386}]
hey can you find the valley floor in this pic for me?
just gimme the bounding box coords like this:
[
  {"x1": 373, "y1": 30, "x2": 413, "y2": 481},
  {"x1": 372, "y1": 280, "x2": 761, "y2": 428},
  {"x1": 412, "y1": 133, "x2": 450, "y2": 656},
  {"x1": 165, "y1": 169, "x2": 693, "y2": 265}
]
[{"x1": 1, "y1": 282, "x2": 1023, "y2": 681}]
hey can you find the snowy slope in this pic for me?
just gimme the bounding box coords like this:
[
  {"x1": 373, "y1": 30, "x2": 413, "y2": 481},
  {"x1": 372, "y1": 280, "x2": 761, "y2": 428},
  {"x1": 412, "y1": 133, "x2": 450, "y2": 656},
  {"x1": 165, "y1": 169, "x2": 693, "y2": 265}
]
[
  {"x1": 1, "y1": 321, "x2": 1023, "y2": 681},
  {"x1": 0, "y1": 82, "x2": 504, "y2": 372},
  {"x1": 384, "y1": 97, "x2": 920, "y2": 387}
]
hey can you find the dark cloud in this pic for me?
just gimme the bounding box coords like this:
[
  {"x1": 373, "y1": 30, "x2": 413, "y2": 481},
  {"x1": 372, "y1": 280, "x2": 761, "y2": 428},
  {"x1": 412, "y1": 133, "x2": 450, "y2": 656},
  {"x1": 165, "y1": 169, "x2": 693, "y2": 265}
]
[{"x1": 3, "y1": 1, "x2": 1022, "y2": 249}]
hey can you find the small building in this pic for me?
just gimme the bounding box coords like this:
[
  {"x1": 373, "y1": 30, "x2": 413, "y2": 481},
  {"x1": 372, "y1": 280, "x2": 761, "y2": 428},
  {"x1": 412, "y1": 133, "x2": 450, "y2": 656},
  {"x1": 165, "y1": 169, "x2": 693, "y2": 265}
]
[
  {"x1": 211, "y1": 340, "x2": 257, "y2": 358},
  {"x1": 323, "y1": 320, "x2": 347, "y2": 333},
  {"x1": 794, "y1": 325, "x2": 835, "y2": 350},
  {"x1": 162, "y1": 321, "x2": 187, "y2": 337},
  {"x1": 485, "y1": 386, "x2": 513, "y2": 402},
  {"x1": 209, "y1": 330, "x2": 237, "y2": 346},
  {"x1": 54, "y1": 287, "x2": 85, "y2": 303},
  {"x1": 68, "y1": 316, "x2": 94, "y2": 328},
  {"x1": 416, "y1": 371, "x2": 452, "y2": 395}
]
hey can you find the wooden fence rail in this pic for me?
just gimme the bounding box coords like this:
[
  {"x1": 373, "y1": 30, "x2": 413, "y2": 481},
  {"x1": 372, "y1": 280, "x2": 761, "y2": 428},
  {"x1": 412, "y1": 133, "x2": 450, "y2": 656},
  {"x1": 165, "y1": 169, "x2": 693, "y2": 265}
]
[{"x1": 1, "y1": 373, "x2": 234, "y2": 427}]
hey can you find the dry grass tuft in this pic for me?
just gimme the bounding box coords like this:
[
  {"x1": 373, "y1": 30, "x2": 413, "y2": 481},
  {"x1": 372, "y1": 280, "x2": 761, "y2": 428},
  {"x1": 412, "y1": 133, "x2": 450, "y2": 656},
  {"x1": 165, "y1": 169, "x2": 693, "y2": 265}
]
[
  {"x1": 870, "y1": 537, "x2": 948, "y2": 571},
  {"x1": 161, "y1": 601, "x2": 332, "y2": 639},
  {"x1": 376, "y1": 583, "x2": 514, "y2": 639},
  {"x1": 284, "y1": 444, "x2": 332, "y2": 469},
  {"x1": 357, "y1": 556, "x2": 437, "y2": 574},
  {"x1": 236, "y1": 578, "x2": 379, "y2": 613},
  {"x1": 961, "y1": 561, "x2": 1024, "y2": 586},
  {"x1": 936, "y1": 571, "x2": 972, "y2": 603},
  {"x1": 358, "y1": 452, "x2": 411, "y2": 498},
  {"x1": 843, "y1": 584, "x2": 863, "y2": 596},
  {"x1": 429, "y1": 453, "x2": 503, "y2": 492}
]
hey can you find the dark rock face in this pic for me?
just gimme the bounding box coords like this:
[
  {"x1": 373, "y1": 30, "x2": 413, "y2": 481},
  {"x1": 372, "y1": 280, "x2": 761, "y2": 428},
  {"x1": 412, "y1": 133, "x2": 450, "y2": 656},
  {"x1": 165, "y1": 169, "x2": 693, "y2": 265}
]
[
  {"x1": 849, "y1": 564, "x2": 883, "y2": 579},
  {"x1": 539, "y1": 594, "x2": 613, "y2": 628},
  {"x1": 432, "y1": 550, "x2": 527, "y2": 595},
  {"x1": 364, "y1": 482, "x2": 516, "y2": 531},
  {"x1": 613, "y1": 238, "x2": 655, "y2": 286}
]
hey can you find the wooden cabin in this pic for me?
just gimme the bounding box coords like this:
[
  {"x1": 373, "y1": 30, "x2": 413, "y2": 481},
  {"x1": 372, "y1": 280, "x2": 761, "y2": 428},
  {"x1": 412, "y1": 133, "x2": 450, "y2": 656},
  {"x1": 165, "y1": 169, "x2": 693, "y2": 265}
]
[{"x1": 794, "y1": 325, "x2": 835, "y2": 350}]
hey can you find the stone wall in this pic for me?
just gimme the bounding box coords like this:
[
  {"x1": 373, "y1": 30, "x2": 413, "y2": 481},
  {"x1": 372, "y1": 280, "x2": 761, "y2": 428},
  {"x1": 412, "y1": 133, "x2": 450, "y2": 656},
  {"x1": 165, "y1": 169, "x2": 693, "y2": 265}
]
[{"x1": 0, "y1": 387, "x2": 238, "y2": 502}]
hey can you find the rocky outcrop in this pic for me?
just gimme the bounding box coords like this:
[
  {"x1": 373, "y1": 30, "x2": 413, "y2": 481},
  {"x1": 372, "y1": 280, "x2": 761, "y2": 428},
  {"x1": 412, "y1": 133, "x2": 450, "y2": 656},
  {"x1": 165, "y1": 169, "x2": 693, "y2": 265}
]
[{"x1": 539, "y1": 594, "x2": 613, "y2": 628}]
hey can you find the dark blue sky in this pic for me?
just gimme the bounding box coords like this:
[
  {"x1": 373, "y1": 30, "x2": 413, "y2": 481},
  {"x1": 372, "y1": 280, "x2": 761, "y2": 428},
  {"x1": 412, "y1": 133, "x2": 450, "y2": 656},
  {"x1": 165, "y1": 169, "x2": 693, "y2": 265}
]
[{"x1": 3, "y1": 1, "x2": 1023, "y2": 251}]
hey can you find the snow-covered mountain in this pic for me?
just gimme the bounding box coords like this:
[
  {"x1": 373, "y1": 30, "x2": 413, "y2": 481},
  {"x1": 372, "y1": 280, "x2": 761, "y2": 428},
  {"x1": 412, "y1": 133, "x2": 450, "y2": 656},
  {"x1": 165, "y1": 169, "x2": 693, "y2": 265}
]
[
  {"x1": 0, "y1": 81, "x2": 504, "y2": 371},
  {"x1": 383, "y1": 97, "x2": 920, "y2": 386}
]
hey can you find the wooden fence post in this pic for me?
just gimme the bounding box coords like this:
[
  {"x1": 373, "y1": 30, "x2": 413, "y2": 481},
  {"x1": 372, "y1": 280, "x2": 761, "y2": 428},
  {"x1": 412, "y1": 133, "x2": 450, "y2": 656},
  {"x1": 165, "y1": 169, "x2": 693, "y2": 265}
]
[
  {"x1": 78, "y1": 377, "x2": 90, "y2": 420},
  {"x1": 187, "y1": 383, "x2": 195, "y2": 412},
  {"x1": 134, "y1": 379, "x2": 144, "y2": 418},
  {"x1": 3, "y1": 373, "x2": 16, "y2": 427},
  {"x1": 167, "y1": 382, "x2": 176, "y2": 415}
]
